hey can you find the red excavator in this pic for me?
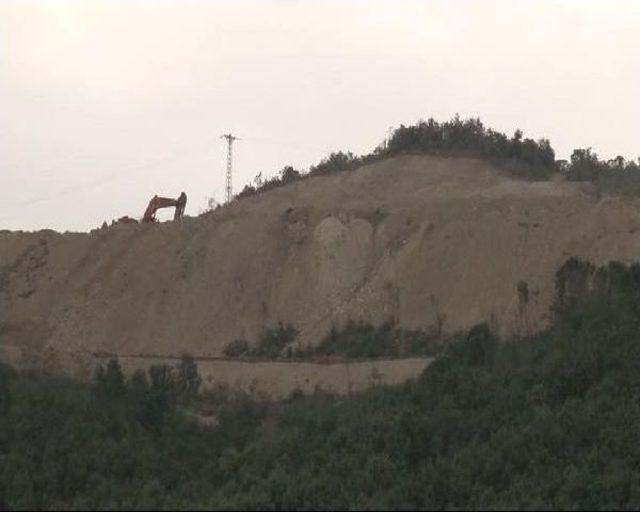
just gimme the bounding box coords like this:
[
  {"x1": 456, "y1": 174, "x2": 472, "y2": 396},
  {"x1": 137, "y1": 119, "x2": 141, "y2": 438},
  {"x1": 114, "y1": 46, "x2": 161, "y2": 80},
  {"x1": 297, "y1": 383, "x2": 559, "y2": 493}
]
[{"x1": 142, "y1": 192, "x2": 187, "y2": 222}]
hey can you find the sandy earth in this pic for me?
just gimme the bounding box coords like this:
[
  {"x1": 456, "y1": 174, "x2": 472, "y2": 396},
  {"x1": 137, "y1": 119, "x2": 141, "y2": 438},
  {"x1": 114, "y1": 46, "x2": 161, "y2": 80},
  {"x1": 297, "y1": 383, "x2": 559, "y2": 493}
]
[
  {"x1": 3, "y1": 154, "x2": 640, "y2": 391},
  {"x1": 104, "y1": 354, "x2": 433, "y2": 399}
]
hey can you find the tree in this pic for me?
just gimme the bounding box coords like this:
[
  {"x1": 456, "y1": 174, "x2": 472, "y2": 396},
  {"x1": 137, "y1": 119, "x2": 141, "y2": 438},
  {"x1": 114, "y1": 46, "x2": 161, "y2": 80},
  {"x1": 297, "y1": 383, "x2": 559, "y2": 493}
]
[
  {"x1": 126, "y1": 369, "x2": 149, "y2": 420},
  {"x1": 237, "y1": 184, "x2": 257, "y2": 199},
  {"x1": 280, "y1": 166, "x2": 301, "y2": 184},
  {"x1": 454, "y1": 323, "x2": 497, "y2": 367},
  {"x1": 567, "y1": 148, "x2": 602, "y2": 181},
  {"x1": 92, "y1": 359, "x2": 126, "y2": 400},
  {"x1": 177, "y1": 354, "x2": 201, "y2": 403},
  {"x1": 98, "y1": 359, "x2": 127, "y2": 399},
  {"x1": 253, "y1": 323, "x2": 299, "y2": 358},
  {"x1": 139, "y1": 365, "x2": 176, "y2": 431},
  {"x1": 0, "y1": 368, "x2": 10, "y2": 416}
]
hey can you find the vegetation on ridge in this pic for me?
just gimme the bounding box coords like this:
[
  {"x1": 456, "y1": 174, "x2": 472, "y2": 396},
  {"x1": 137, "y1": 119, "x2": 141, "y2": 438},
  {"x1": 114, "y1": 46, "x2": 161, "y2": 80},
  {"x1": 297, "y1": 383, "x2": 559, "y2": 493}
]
[{"x1": 235, "y1": 115, "x2": 640, "y2": 201}]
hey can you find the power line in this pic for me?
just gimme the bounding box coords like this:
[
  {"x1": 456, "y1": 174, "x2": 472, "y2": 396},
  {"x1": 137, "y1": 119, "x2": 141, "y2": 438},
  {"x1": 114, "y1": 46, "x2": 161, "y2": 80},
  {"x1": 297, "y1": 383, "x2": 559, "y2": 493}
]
[{"x1": 241, "y1": 135, "x2": 329, "y2": 154}]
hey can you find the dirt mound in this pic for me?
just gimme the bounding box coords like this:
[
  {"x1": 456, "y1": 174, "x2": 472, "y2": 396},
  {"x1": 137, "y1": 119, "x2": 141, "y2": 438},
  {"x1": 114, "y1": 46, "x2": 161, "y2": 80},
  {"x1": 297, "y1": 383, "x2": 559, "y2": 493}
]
[{"x1": 3, "y1": 154, "x2": 640, "y2": 375}]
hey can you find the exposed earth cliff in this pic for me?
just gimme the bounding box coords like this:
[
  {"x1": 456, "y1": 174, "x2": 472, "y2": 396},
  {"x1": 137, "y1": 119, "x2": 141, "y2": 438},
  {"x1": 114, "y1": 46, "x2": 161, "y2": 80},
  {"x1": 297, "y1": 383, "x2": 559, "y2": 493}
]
[{"x1": 3, "y1": 154, "x2": 640, "y2": 377}]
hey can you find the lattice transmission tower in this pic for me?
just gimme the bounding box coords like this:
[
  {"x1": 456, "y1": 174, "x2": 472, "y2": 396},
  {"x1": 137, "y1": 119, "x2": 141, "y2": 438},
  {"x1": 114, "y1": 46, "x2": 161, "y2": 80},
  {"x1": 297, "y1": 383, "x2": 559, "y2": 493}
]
[{"x1": 220, "y1": 133, "x2": 239, "y2": 203}]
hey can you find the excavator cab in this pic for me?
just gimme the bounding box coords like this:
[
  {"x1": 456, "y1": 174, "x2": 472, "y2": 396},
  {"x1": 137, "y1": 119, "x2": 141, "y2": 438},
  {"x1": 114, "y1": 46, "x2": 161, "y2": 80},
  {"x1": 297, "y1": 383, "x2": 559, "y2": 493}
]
[{"x1": 142, "y1": 192, "x2": 187, "y2": 222}]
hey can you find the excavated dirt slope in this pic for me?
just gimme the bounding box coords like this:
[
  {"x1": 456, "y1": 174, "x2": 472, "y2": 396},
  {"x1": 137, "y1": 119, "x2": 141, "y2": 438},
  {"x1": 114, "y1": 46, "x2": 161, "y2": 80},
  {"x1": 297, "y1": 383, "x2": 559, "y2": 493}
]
[{"x1": 3, "y1": 154, "x2": 640, "y2": 383}]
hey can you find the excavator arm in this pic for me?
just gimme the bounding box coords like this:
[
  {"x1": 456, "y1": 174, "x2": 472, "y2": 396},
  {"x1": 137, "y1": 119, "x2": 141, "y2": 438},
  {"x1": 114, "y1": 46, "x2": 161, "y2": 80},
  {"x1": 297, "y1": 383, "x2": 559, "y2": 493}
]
[{"x1": 142, "y1": 192, "x2": 187, "y2": 222}]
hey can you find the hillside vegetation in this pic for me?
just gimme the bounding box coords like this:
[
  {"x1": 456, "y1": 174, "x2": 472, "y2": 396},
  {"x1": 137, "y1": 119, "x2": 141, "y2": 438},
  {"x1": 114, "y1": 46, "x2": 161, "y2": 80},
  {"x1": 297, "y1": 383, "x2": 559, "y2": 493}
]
[{"x1": 3, "y1": 260, "x2": 640, "y2": 509}]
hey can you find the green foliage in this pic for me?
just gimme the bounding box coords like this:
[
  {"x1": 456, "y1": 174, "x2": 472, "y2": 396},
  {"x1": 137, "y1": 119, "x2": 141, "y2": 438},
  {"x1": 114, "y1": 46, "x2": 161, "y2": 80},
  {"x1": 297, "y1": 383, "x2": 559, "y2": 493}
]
[
  {"x1": 562, "y1": 148, "x2": 640, "y2": 195},
  {"x1": 222, "y1": 338, "x2": 249, "y2": 358},
  {"x1": 0, "y1": 364, "x2": 12, "y2": 416},
  {"x1": 383, "y1": 116, "x2": 557, "y2": 179},
  {"x1": 303, "y1": 318, "x2": 443, "y2": 359},
  {"x1": 92, "y1": 359, "x2": 126, "y2": 401},
  {"x1": 236, "y1": 165, "x2": 303, "y2": 199},
  {"x1": 223, "y1": 323, "x2": 298, "y2": 359},
  {"x1": 447, "y1": 323, "x2": 497, "y2": 367},
  {"x1": 552, "y1": 258, "x2": 640, "y2": 333},
  {"x1": 176, "y1": 354, "x2": 201, "y2": 403},
  {"x1": 140, "y1": 364, "x2": 176, "y2": 431},
  {"x1": 308, "y1": 151, "x2": 361, "y2": 176},
  {"x1": 251, "y1": 323, "x2": 298, "y2": 359},
  {"x1": 566, "y1": 147, "x2": 606, "y2": 181},
  {"x1": 566, "y1": 147, "x2": 640, "y2": 181},
  {"x1": 9, "y1": 260, "x2": 640, "y2": 508},
  {"x1": 224, "y1": 320, "x2": 442, "y2": 360}
]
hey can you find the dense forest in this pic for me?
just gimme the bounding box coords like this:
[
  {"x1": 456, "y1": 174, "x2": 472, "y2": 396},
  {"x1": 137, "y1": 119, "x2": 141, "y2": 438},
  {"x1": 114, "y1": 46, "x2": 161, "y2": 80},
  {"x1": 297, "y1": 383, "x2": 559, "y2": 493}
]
[
  {"x1": 236, "y1": 116, "x2": 640, "y2": 200},
  {"x1": 3, "y1": 259, "x2": 640, "y2": 509}
]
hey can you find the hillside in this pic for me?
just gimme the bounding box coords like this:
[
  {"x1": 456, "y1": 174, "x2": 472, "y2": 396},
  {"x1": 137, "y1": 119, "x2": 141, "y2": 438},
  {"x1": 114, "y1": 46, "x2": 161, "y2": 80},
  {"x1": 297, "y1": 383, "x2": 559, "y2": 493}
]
[
  {"x1": 5, "y1": 259, "x2": 640, "y2": 509},
  {"x1": 3, "y1": 154, "x2": 640, "y2": 377}
]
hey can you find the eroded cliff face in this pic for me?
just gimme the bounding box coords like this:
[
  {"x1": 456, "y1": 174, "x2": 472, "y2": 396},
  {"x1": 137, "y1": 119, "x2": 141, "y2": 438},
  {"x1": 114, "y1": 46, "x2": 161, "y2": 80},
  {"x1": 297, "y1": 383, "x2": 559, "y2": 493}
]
[{"x1": 3, "y1": 154, "x2": 640, "y2": 374}]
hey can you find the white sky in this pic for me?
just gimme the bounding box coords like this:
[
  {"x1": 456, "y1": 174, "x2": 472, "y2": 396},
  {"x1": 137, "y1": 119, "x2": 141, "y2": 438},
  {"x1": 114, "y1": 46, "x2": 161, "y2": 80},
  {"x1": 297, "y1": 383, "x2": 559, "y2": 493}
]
[{"x1": 1, "y1": 0, "x2": 639, "y2": 232}]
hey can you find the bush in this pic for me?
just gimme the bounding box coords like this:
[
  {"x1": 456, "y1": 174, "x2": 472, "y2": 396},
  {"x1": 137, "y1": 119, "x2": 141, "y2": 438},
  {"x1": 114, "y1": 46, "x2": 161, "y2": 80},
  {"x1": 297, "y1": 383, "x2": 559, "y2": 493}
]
[
  {"x1": 177, "y1": 354, "x2": 201, "y2": 403},
  {"x1": 447, "y1": 323, "x2": 497, "y2": 367},
  {"x1": 563, "y1": 147, "x2": 640, "y2": 196},
  {"x1": 384, "y1": 116, "x2": 556, "y2": 179},
  {"x1": 223, "y1": 338, "x2": 250, "y2": 358},
  {"x1": 224, "y1": 320, "x2": 444, "y2": 361},
  {"x1": 0, "y1": 364, "x2": 12, "y2": 416},
  {"x1": 235, "y1": 165, "x2": 303, "y2": 200},
  {"x1": 223, "y1": 324, "x2": 298, "y2": 359},
  {"x1": 252, "y1": 323, "x2": 298, "y2": 359},
  {"x1": 92, "y1": 358, "x2": 126, "y2": 401},
  {"x1": 302, "y1": 319, "x2": 444, "y2": 359}
]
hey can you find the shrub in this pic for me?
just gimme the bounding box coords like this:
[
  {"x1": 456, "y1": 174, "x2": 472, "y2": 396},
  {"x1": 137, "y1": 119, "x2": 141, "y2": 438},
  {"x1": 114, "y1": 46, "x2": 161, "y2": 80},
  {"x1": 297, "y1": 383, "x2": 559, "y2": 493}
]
[
  {"x1": 0, "y1": 364, "x2": 12, "y2": 415},
  {"x1": 305, "y1": 319, "x2": 444, "y2": 359},
  {"x1": 252, "y1": 323, "x2": 298, "y2": 359},
  {"x1": 177, "y1": 354, "x2": 201, "y2": 403},
  {"x1": 223, "y1": 338, "x2": 250, "y2": 358},
  {"x1": 92, "y1": 358, "x2": 126, "y2": 401},
  {"x1": 223, "y1": 325, "x2": 298, "y2": 360}
]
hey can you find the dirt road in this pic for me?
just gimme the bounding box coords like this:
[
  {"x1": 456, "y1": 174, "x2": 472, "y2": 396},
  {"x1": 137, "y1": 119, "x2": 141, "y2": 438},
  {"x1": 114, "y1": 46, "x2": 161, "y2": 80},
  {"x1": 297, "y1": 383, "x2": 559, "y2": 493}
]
[{"x1": 106, "y1": 354, "x2": 433, "y2": 399}]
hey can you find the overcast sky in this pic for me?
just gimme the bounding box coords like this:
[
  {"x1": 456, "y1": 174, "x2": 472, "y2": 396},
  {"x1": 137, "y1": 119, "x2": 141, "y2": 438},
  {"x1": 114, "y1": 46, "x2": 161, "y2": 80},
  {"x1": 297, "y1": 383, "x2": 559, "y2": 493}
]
[{"x1": 1, "y1": 0, "x2": 638, "y2": 232}]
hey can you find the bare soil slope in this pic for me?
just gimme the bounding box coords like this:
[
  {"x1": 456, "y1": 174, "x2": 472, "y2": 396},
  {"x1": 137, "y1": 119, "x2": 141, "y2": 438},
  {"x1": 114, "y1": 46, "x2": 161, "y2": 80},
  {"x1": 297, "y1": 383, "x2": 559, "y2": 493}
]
[{"x1": 3, "y1": 154, "x2": 640, "y2": 374}]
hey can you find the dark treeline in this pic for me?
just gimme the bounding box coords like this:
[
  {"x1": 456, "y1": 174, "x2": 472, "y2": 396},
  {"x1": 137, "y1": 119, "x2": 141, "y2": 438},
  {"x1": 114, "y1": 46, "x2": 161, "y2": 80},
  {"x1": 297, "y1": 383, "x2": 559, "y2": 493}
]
[
  {"x1": 564, "y1": 147, "x2": 640, "y2": 196},
  {"x1": 224, "y1": 319, "x2": 443, "y2": 360},
  {"x1": 299, "y1": 318, "x2": 442, "y2": 359},
  {"x1": 235, "y1": 116, "x2": 639, "y2": 200},
  {"x1": 383, "y1": 117, "x2": 556, "y2": 179},
  {"x1": 5, "y1": 260, "x2": 640, "y2": 508}
]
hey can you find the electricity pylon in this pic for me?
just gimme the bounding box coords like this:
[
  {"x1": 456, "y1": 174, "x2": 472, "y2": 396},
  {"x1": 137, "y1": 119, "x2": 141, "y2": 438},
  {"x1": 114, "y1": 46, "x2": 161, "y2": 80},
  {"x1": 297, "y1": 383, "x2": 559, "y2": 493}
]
[{"x1": 220, "y1": 133, "x2": 239, "y2": 203}]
